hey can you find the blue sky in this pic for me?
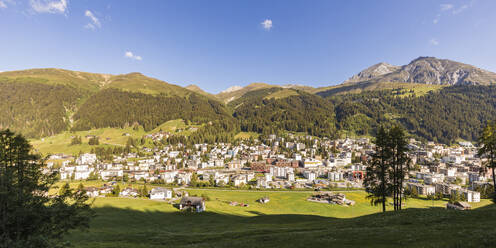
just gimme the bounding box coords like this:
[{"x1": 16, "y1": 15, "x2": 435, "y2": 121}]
[{"x1": 1, "y1": 0, "x2": 495, "y2": 93}]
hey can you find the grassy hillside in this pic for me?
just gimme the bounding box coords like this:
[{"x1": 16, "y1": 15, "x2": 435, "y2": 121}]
[
  {"x1": 3, "y1": 67, "x2": 496, "y2": 144},
  {"x1": 234, "y1": 131, "x2": 259, "y2": 140},
  {"x1": 217, "y1": 83, "x2": 318, "y2": 104},
  {"x1": 0, "y1": 68, "x2": 108, "y2": 92},
  {"x1": 315, "y1": 81, "x2": 445, "y2": 97},
  {"x1": 30, "y1": 127, "x2": 146, "y2": 155},
  {"x1": 216, "y1": 83, "x2": 279, "y2": 103},
  {"x1": 264, "y1": 88, "x2": 300, "y2": 99},
  {"x1": 31, "y1": 119, "x2": 203, "y2": 155},
  {"x1": 105, "y1": 73, "x2": 193, "y2": 96},
  {"x1": 0, "y1": 68, "x2": 231, "y2": 138},
  {"x1": 64, "y1": 189, "x2": 495, "y2": 248},
  {"x1": 185, "y1": 84, "x2": 219, "y2": 100}
]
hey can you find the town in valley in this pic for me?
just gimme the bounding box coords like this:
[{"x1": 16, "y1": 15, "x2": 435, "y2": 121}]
[{"x1": 46, "y1": 131, "x2": 490, "y2": 210}]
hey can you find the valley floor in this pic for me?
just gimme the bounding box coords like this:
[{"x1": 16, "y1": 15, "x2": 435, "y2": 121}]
[{"x1": 66, "y1": 189, "x2": 495, "y2": 248}]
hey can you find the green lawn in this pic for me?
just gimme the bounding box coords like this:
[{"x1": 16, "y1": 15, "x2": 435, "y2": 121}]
[
  {"x1": 65, "y1": 188, "x2": 496, "y2": 248},
  {"x1": 30, "y1": 127, "x2": 147, "y2": 155},
  {"x1": 31, "y1": 119, "x2": 201, "y2": 155},
  {"x1": 234, "y1": 132, "x2": 259, "y2": 140}
]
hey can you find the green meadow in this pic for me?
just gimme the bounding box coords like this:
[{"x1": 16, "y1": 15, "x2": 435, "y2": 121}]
[
  {"x1": 65, "y1": 188, "x2": 496, "y2": 248},
  {"x1": 30, "y1": 127, "x2": 146, "y2": 155},
  {"x1": 31, "y1": 119, "x2": 258, "y2": 155},
  {"x1": 30, "y1": 119, "x2": 196, "y2": 155}
]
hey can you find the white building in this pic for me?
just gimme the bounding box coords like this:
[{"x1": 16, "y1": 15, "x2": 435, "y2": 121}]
[
  {"x1": 270, "y1": 166, "x2": 294, "y2": 179},
  {"x1": 287, "y1": 172, "x2": 295, "y2": 182},
  {"x1": 425, "y1": 174, "x2": 444, "y2": 185},
  {"x1": 406, "y1": 182, "x2": 435, "y2": 196},
  {"x1": 328, "y1": 171, "x2": 344, "y2": 181},
  {"x1": 303, "y1": 158, "x2": 323, "y2": 168},
  {"x1": 232, "y1": 175, "x2": 247, "y2": 187},
  {"x1": 150, "y1": 187, "x2": 173, "y2": 200},
  {"x1": 303, "y1": 171, "x2": 316, "y2": 182},
  {"x1": 76, "y1": 153, "x2": 97, "y2": 165},
  {"x1": 100, "y1": 170, "x2": 123, "y2": 180}
]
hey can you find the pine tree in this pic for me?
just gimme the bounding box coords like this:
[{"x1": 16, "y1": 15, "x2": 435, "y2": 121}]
[
  {"x1": 364, "y1": 125, "x2": 409, "y2": 212},
  {"x1": 191, "y1": 173, "x2": 198, "y2": 187},
  {"x1": 112, "y1": 185, "x2": 121, "y2": 197},
  {"x1": 59, "y1": 182, "x2": 71, "y2": 196},
  {"x1": 0, "y1": 129, "x2": 93, "y2": 247},
  {"x1": 209, "y1": 176, "x2": 215, "y2": 187},
  {"x1": 478, "y1": 120, "x2": 496, "y2": 203},
  {"x1": 364, "y1": 126, "x2": 391, "y2": 212},
  {"x1": 77, "y1": 183, "x2": 85, "y2": 193},
  {"x1": 389, "y1": 126, "x2": 410, "y2": 210}
]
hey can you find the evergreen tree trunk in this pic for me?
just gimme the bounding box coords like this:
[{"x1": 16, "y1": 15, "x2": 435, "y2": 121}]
[
  {"x1": 393, "y1": 154, "x2": 397, "y2": 211},
  {"x1": 399, "y1": 156, "x2": 404, "y2": 211},
  {"x1": 381, "y1": 158, "x2": 386, "y2": 213},
  {"x1": 491, "y1": 157, "x2": 496, "y2": 201}
]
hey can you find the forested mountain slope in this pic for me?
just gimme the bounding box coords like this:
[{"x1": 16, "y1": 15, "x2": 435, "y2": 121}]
[
  {"x1": 2, "y1": 64, "x2": 496, "y2": 144},
  {"x1": 0, "y1": 80, "x2": 82, "y2": 137},
  {"x1": 231, "y1": 88, "x2": 337, "y2": 137},
  {"x1": 0, "y1": 69, "x2": 231, "y2": 138},
  {"x1": 72, "y1": 88, "x2": 231, "y2": 131},
  {"x1": 326, "y1": 85, "x2": 496, "y2": 143}
]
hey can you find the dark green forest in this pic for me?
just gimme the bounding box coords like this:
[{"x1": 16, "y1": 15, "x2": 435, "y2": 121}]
[
  {"x1": 0, "y1": 80, "x2": 83, "y2": 137},
  {"x1": 231, "y1": 88, "x2": 337, "y2": 137},
  {"x1": 2, "y1": 76, "x2": 496, "y2": 145},
  {"x1": 326, "y1": 86, "x2": 496, "y2": 143},
  {"x1": 72, "y1": 88, "x2": 232, "y2": 131},
  {"x1": 228, "y1": 85, "x2": 496, "y2": 143}
]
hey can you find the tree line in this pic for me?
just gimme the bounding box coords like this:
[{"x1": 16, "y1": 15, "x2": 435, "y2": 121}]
[
  {"x1": 3, "y1": 79, "x2": 496, "y2": 145},
  {"x1": 0, "y1": 129, "x2": 93, "y2": 247},
  {"x1": 365, "y1": 121, "x2": 496, "y2": 213}
]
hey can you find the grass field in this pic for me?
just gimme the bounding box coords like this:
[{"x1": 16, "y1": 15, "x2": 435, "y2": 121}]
[
  {"x1": 234, "y1": 132, "x2": 259, "y2": 140},
  {"x1": 314, "y1": 82, "x2": 445, "y2": 97},
  {"x1": 264, "y1": 89, "x2": 299, "y2": 100},
  {"x1": 65, "y1": 187, "x2": 496, "y2": 248},
  {"x1": 30, "y1": 119, "x2": 199, "y2": 155},
  {"x1": 30, "y1": 127, "x2": 147, "y2": 155}
]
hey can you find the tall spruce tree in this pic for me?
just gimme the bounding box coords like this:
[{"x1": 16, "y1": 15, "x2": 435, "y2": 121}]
[
  {"x1": 364, "y1": 126, "x2": 392, "y2": 212},
  {"x1": 478, "y1": 121, "x2": 496, "y2": 203},
  {"x1": 364, "y1": 126, "x2": 410, "y2": 212},
  {"x1": 0, "y1": 129, "x2": 93, "y2": 248},
  {"x1": 388, "y1": 126, "x2": 410, "y2": 211}
]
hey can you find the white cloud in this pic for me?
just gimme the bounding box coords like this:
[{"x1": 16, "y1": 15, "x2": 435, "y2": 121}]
[
  {"x1": 84, "y1": 23, "x2": 95, "y2": 30},
  {"x1": 452, "y1": 4, "x2": 468, "y2": 14},
  {"x1": 124, "y1": 51, "x2": 142, "y2": 61},
  {"x1": 261, "y1": 19, "x2": 272, "y2": 30},
  {"x1": 430, "y1": 38, "x2": 439, "y2": 46},
  {"x1": 434, "y1": 3, "x2": 472, "y2": 24},
  {"x1": 0, "y1": 0, "x2": 15, "y2": 9},
  {"x1": 84, "y1": 10, "x2": 101, "y2": 29},
  {"x1": 30, "y1": 0, "x2": 67, "y2": 14},
  {"x1": 440, "y1": 4, "x2": 454, "y2": 11},
  {"x1": 433, "y1": 14, "x2": 440, "y2": 24}
]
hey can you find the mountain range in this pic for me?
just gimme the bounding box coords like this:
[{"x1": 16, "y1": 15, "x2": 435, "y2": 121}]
[
  {"x1": 1, "y1": 56, "x2": 496, "y2": 144},
  {"x1": 344, "y1": 56, "x2": 496, "y2": 86},
  {"x1": 212, "y1": 56, "x2": 496, "y2": 101}
]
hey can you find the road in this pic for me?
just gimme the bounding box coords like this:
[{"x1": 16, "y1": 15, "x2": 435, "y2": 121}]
[{"x1": 173, "y1": 187, "x2": 364, "y2": 193}]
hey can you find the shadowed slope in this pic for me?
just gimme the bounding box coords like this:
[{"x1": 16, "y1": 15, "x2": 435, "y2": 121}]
[{"x1": 67, "y1": 200, "x2": 496, "y2": 248}]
